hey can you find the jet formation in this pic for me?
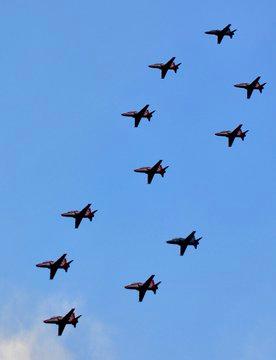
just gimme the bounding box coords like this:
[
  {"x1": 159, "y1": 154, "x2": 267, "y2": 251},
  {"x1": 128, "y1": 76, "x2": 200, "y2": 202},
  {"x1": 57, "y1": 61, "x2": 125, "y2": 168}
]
[
  {"x1": 167, "y1": 231, "x2": 202, "y2": 256},
  {"x1": 125, "y1": 275, "x2": 161, "y2": 302},
  {"x1": 148, "y1": 57, "x2": 181, "y2": 79},
  {"x1": 121, "y1": 104, "x2": 155, "y2": 128},
  {"x1": 205, "y1": 24, "x2": 236, "y2": 44},
  {"x1": 61, "y1": 203, "x2": 97, "y2": 229},
  {"x1": 134, "y1": 160, "x2": 169, "y2": 184},
  {"x1": 36, "y1": 253, "x2": 73, "y2": 280},
  {"x1": 234, "y1": 76, "x2": 266, "y2": 99},
  {"x1": 44, "y1": 308, "x2": 81, "y2": 336},
  {"x1": 215, "y1": 124, "x2": 248, "y2": 147},
  {"x1": 40, "y1": 22, "x2": 267, "y2": 338}
]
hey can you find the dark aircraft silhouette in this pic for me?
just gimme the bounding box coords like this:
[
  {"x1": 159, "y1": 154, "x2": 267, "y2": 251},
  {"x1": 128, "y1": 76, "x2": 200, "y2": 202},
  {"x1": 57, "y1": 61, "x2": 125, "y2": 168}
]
[
  {"x1": 215, "y1": 124, "x2": 248, "y2": 147},
  {"x1": 44, "y1": 308, "x2": 81, "y2": 336},
  {"x1": 36, "y1": 253, "x2": 73, "y2": 280},
  {"x1": 124, "y1": 274, "x2": 161, "y2": 302},
  {"x1": 148, "y1": 57, "x2": 181, "y2": 79},
  {"x1": 205, "y1": 24, "x2": 236, "y2": 44},
  {"x1": 61, "y1": 203, "x2": 97, "y2": 229},
  {"x1": 167, "y1": 231, "x2": 202, "y2": 256},
  {"x1": 134, "y1": 160, "x2": 169, "y2": 184},
  {"x1": 121, "y1": 104, "x2": 155, "y2": 128},
  {"x1": 234, "y1": 76, "x2": 266, "y2": 99}
]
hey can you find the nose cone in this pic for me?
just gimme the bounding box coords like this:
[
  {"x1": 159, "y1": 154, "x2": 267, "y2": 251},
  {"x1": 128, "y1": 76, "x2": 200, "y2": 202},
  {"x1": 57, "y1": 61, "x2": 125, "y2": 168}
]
[
  {"x1": 134, "y1": 168, "x2": 142, "y2": 173},
  {"x1": 36, "y1": 263, "x2": 43, "y2": 268},
  {"x1": 61, "y1": 212, "x2": 70, "y2": 217},
  {"x1": 43, "y1": 319, "x2": 50, "y2": 323},
  {"x1": 124, "y1": 284, "x2": 132, "y2": 289},
  {"x1": 166, "y1": 239, "x2": 175, "y2": 244},
  {"x1": 215, "y1": 132, "x2": 222, "y2": 136},
  {"x1": 121, "y1": 112, "x2": 128, "y2": 116}
]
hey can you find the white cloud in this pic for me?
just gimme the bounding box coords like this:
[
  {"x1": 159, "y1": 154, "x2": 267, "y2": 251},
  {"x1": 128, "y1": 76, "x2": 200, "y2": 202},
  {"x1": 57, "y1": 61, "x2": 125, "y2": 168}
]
[
  {"x1": 0, "y1": 290, "x2": 117, "y2": 360},
  {"x1": 0, "y1": 327, "x2": 74, "y2": 360}
]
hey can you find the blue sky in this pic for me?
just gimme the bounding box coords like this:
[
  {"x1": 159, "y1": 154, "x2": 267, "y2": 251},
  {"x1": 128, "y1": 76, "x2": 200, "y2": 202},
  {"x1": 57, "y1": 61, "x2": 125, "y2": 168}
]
[{"x1": 0, "y1": 1, "x2": 275, "y2": 359}]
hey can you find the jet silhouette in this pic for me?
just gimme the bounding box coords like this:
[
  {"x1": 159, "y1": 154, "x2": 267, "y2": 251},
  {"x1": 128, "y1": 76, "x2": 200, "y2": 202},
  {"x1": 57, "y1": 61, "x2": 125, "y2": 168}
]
[
  {"x1": 36, "y1": 253, "x2": 73, "y2": 280},
  {"x1": 148, "y1": 57, "x2": 181, "y2": 79},
  {"x1": 44, "y1": 308, "x2": 81, "y2": 336},
  {"x1": 205, "y1": 24, "x2": 236, "y2": 44},
  {"x1": 61, "y1": 203, "x2": 97, "y2": 229},
  {"x1": 121, "y1": 104, "x2": 155, "y2": 128},
  {"x1": 215, "y1": 124, "x2": 249, "y2": 147},
  {"x1": 134, "y1": 160, "x2": 169, "y2": 184},
  {"x1": 167, "y1": 231, "x2": 202, "y2": 256},
  {"x1": 234, "y1": 76, "x2": 266, "y2": 99},
  {"x1": 125, "y1": 275, "x2": 161, "y2": 302}
]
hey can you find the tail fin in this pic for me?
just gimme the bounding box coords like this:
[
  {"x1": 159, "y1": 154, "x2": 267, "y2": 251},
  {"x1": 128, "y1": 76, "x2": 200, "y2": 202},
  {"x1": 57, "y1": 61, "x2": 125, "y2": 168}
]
[
  {"x1": 88, "y1": 210, "x2": 98, "y2": 221},
  {"x1": 147, "y1": 110, "x2": 155, "y2": 121},
  {"x1": 153, "y1": 281, "x2": 161, "y2": 294},
  {"x1": 173, "y1": 63, "x2": 181, "y2": 73},
  {"x1": 241, "y1": 130, "x2": 249, "y2": 141},
  {"x1": 72, "y1": 315, "x2": 82, "y2": 328},
  {"x1": 259, "y1": 83, "x2": 266, "y2": 93},
  {"x1": 194, "y1": 237, "x2": 202, "y2": 249},
  {"x1": 161, "y1": 166, "x2": 169, "y2": 177},
  {"x1": 64, "y1": 260, "x2": 73, "y2": 272},
  {"x1": 230, "y1": 29, "x2": 237, "y2": 38}
]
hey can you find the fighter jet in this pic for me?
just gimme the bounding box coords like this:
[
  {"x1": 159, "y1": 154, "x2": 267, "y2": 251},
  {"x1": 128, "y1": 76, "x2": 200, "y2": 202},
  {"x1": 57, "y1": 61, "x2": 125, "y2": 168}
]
[
  {"x1": 36, "y1": 253, "x2": 73, "y2": 280},
  {"x1": 44, "y1": 308, "x2": 81, "y2": 336},
  {"x1": 124, "y1": 274, "x2": 161, "y2": 302},
  {"x1": 148, "y1": 57, "x2": 181, "y2": 79},
  {"x1": 134, "y1": 160, "x2": 169, "y2": 184},
  {"x1": 121, "y1": 104, "x2": 155, "y2": 128},
  {"x1": 205, "y1": 24, "x2": 237, "y2": 44},
  {"x1": 167, "y1": 231, "x2": 202, "y2": 256},
  {"x1": 61, "y1": 203, "x2": 97, "y2": 229},
  {"x1": 234, "y1": 76, "x2": 266, "y2": 99},
  {"x1": 215, "y1": 124, "x2": 249, "y2": 147}
]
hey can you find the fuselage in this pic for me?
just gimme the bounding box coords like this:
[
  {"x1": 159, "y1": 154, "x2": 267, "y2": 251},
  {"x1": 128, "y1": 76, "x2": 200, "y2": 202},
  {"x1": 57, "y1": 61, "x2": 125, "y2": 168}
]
[
  {"x1": 61, "y1": 209, "x2": 91, "y2": 218},
  {"x1": 149, "y1": 62, "x2": 177, "y2": 70},
  {"x1": 234, "y1": 82, "x2": 262, "y2": 90},
  {"x1": 215, "y1": 130, "x2": 244, "y2": 138},
  {"x1": 167, "y1": 237, "x2": 197, "y2": 246},
  {"x1": 36, "y1": 259, "x2": 68, "y2": 270},
  {"x1": 134, "y1": 165, "x2": 164, "y2": 174},
  {"x1": 124, "y1": 282, "x2": 156, "y2": 292},
  {"x1": 44, "y1": 314, "x2": 76, "y2": 325},
  {"x1": 121, "y1": 110, "x2": 152, "y2": 118}
]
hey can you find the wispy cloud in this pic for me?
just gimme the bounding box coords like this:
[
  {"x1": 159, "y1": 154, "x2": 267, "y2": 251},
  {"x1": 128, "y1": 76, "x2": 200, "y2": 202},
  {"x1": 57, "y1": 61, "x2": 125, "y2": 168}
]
[{"x1": 0, "y1": 289, "x2": 117, "y2": 360}]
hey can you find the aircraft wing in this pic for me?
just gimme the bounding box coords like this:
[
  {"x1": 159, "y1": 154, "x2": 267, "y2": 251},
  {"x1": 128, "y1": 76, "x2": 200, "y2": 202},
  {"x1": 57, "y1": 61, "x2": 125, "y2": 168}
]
[
  {"x1": 147, "y1": 160, "x2": 162, "y2": 184},
  {"x1": 134, "y1": 117, "x2": 141, "y2": 128},
  {"x1": 180, "y1": 244, "x2": 188, "y2": 256},
  {"x1": 250, "y1": 76, "x2": 261, "y2": 87},
  {"x1": 217, "y1": 33, "x2": 224, "y2": 44},
  {"x1": 161, "y1": 68, "x2": 169, "y2": 79},
  {"x1": 137, "y1": 104, "x2": 149, "y2": 117},
  {"x1": 165, "y1": 57, "x2": 175, "y2": 68},
  {"x1": 50, "y1": 254, "x2": 67, "y2": 280},
  {"x1": 247, "y1": 87, "x2": 254, "y2": 99},
  {"x1": 62, "y1": 308, "x2": 75, "y2": 323},
  {"x1": 228, "y1": 136, "x2": 235, "y2": 148},
  {"x1": 150, "y1": 160, "x2": 162, "y2": 173},
  {"x1": 147, "y1": 172, "x2": 155, "y2": 184},
  {"x1": 58, "y1": 322, "x2": 67, "y2": 336},
  {"x1": 50, "y1": 267, "x2": 58, "y2": 280},
  {"x1": 223, "y1": 24, "x2": 231, "y2": 31},
  {"x1": 139, "y1": 275, "x2": 155, "y2": 302},
  {"x1": 79, "y1": 203, "x2": 91, "y2": 217},
  {"x1": 228, "y1": 124, "x2": 242, "y2": 147},
  {"x1": 75, "y1": 217, "x2": 83, "y2": 229},
  {"x1": 186, "y1": 231, "x2": 196, "y2": 241}
]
